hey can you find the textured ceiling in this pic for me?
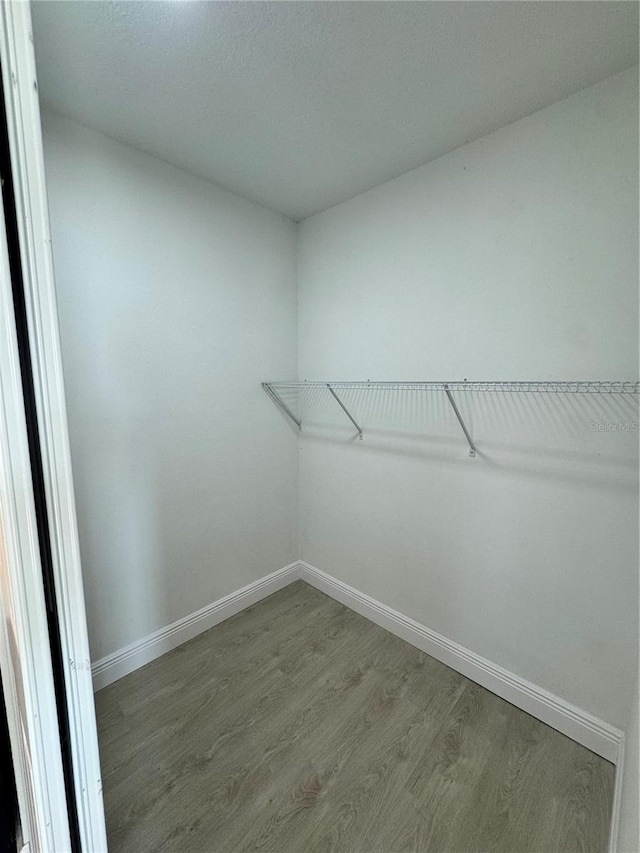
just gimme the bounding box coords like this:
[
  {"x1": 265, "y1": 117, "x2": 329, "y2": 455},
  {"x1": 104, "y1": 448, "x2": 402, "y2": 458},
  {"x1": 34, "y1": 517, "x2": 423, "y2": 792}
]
[{"x1": 32, "y1": 1, "x2": 638, "y2": 221}]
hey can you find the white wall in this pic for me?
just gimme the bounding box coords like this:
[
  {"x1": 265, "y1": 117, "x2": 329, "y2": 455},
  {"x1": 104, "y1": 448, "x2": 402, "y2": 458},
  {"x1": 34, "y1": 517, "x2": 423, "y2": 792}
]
[
  {"x1": 42, "y1": 67, "x2": 638, "y2": 733},
  {"x1": 297, "y1": 68, "x2": 639, "y2": 729},
  {"x1": 42, "y1": 112, "x2": 298, "y2": 662}
]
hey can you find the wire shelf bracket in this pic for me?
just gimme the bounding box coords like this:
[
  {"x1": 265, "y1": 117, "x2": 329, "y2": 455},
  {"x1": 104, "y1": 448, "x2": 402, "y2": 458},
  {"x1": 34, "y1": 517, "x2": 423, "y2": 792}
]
[
  {"x1": 262, "y1": 382, "x2": 301, "y2": 431},
  {"x1": 444, "y1": 384, "x2": 476, "y2": 457},
  {"x1": 327, "y1": 383, "x2": 363, "y2": 440}
]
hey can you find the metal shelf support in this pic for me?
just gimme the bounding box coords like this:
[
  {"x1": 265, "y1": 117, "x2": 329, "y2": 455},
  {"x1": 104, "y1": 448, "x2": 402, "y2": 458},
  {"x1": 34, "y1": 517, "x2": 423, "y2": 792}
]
[
  {"x1": 262, "y1": 382, "x2": 301, "y2": 430},
  {"x1": 444, "y1": 384, "x2": 476, "y2": 457},
  {"x1": 327, "y1": 383, "x2": 363, "y2": 440}
]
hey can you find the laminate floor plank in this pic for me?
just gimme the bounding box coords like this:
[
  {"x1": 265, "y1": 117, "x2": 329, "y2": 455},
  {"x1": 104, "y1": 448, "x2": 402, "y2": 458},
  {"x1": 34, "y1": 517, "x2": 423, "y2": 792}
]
[
  {"x1": 96, "y1": 581, "x2": 615, "y2": 853},
  {"x1": 185, "y1": 629, "x2": 414, "y2": 852},
  {"x1": 97, "y1": 584, "x2": 348, "y2": 779},
  {"x1": 102, "y1": 593, "x2": 386, "y2": 850},
  {"x1": 299, "y1": 667, "x2": 467, "y2": 852},
  {"x1": 107, "y1": 581, "x2": 337, "y2": 718}
]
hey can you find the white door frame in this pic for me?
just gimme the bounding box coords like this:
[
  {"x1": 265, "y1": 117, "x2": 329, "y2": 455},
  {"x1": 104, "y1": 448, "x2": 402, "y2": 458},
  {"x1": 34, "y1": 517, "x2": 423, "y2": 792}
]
[
  {"x1": 0, "y1": 2, "x2": 108, "y2": 850},
  {"x1": 0, "y1": 153, "x2": 71, "y2": 853}
]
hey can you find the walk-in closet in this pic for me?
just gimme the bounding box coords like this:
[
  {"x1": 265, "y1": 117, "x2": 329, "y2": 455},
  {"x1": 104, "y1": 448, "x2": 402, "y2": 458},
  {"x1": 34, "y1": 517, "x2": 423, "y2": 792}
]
[{"x1": 0, "y1": 2, "x2": 637, "y2": 851}]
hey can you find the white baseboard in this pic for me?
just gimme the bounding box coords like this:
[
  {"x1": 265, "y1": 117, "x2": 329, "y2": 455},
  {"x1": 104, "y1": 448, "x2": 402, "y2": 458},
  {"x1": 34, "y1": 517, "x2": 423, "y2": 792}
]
[
  {"x1": 92, "y1": 557, "x2": 624, "y2": 773},
  {"x1": 298, "y1": 561, "x2": 624, "y2": 766},
  {"x1": 608, "y1": 735, "x2": 625, "y2": 853},
  {"x1": 91, "y1": 562, "x2": 301, "y2": 690}
]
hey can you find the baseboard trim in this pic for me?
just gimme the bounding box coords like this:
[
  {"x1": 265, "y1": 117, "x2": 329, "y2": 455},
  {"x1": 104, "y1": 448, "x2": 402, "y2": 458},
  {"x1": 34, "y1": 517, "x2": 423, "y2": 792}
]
[
  {"x1": 91, "y1": 562, "x2": 301, "y2": 690},
  {"x1": 299, "y1": 561, "x2": 624, "y2": 765},
  {"x1": 608, "y1": 735, "x2": 625, "y2": 853},
  {"x1": 91, "y1": 558, "x2": 624, "y2": 770}
]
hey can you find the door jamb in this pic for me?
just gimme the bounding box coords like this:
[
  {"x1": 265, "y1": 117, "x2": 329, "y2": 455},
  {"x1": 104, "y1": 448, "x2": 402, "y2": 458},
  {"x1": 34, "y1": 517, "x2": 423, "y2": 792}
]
[{"x1": 0, "y1": 3, "x2": 108, "y2": 850}]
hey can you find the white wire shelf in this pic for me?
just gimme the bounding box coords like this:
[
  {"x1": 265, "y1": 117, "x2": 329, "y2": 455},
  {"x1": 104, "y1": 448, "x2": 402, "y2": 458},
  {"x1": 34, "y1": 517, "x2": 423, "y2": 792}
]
[
  {"x1": 262, "y1": 380, "x2": 639, "y2": 458},
  {"x1": 264, "y1": 380, "x2": 640, "y2": 393}
]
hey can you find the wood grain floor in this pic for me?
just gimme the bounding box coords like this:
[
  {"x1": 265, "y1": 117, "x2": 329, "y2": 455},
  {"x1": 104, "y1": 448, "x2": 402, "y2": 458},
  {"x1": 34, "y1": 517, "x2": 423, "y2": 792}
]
[{"x1": 95, "y1": 581, "x2": 615, "y2": 853}]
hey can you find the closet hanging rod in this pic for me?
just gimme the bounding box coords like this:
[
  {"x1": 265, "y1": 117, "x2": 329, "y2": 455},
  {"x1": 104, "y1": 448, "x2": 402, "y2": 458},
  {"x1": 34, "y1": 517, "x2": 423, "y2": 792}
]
[{"x1": 263, "y1": 380, "x2": 639, "y2": 394}]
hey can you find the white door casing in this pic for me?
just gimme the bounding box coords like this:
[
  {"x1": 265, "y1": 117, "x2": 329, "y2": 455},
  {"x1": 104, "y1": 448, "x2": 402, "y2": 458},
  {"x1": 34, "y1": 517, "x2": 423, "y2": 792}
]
[
  {"x1": 0, "y1": 1, "x2": 108, "y2": 850},
  {"x1": 0, "y1": 150, "x2": 71, "y2": 852}
]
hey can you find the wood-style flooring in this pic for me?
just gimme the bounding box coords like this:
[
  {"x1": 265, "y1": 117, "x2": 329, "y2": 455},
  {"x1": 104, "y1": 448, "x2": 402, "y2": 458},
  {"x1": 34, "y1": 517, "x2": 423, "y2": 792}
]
[{"x1": 95, "y1": 580, "x2": 615, "y2": 852}]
